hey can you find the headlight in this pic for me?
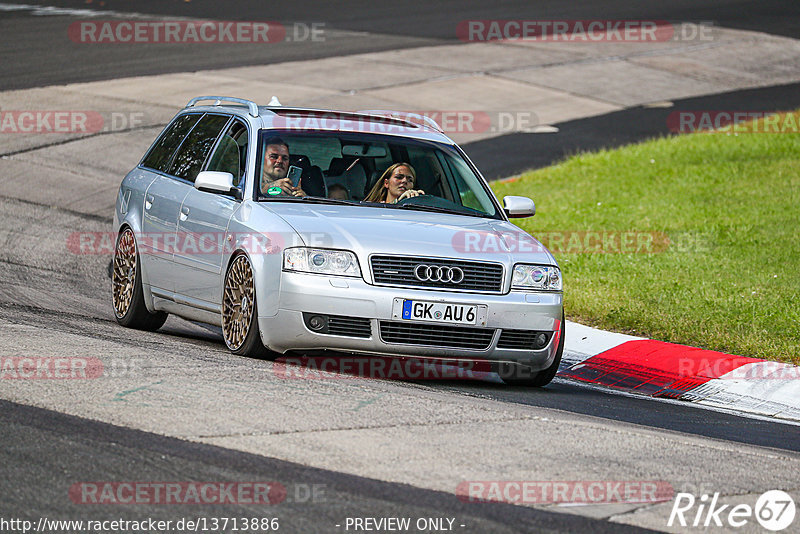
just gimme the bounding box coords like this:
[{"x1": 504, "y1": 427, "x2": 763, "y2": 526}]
[
  {"x1": 512, "y1": 264, "x2": 562, "y2": 291},
  {"x1": 283, "y1": 248, "x2": 361, "y2": 277}
]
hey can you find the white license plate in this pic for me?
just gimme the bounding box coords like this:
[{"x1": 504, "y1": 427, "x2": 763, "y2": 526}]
[{"x1": 392, "y1": 298, "x2": 487, "y2": 326}]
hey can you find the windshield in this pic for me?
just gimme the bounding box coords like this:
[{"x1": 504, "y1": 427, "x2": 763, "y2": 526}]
[{"x1": 255, "y1": 130, "x2": 501, "y2": 219}]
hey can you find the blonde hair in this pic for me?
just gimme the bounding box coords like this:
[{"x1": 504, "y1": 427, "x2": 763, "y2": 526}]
[{"x1": 364, "y1": 163, "x2": 416, "y2": 202}]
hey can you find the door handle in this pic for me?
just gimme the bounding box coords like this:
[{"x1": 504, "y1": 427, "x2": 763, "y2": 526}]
[
  {"x1": 179, "y1": 206, "x2": 190, "y2": 221},
  {"x1": 145, "y1": 194, "x2": 154, "y2": 211}
]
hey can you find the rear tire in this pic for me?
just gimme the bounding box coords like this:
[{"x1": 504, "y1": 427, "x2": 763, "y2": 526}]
[
  {"x1": 112, "y1": 227, "x2": 168, "y2": 331},
  {"x1": 222, "y1": 254, "x2": 270, "y2": 358},
  {"x1": 502, "y1": 313, "x2": 565, "y2": 387}
]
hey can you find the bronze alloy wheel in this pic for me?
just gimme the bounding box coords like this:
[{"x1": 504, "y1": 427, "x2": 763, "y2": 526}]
[
  {"x1": 112, "y1": 228, "x2": 137, "y2": 319},
  {"x1": 222, "y1": 255, "x2": 256, "y2": 351}
]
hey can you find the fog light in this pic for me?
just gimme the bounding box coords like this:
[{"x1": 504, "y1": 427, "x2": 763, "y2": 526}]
[
  {"x1": 534, "y1": 332, "x2": 549, "y2": 349},
  {"x1": 308, "y1": 315, "x2": 326, "y2": 331}
]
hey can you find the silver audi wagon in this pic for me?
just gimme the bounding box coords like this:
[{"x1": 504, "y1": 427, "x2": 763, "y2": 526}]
[{"x1": 112, "y1": 96, "x2": 564, "y2": 385}]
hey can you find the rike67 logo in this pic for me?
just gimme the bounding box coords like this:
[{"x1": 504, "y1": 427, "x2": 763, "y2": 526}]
[{"x1": 669, "y1": 490, "x2": 795, "y2": 531}]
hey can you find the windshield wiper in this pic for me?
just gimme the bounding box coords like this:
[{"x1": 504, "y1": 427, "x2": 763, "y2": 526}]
[{"x1": 396, "y1": 203, "x2": 488, "y2": 218}]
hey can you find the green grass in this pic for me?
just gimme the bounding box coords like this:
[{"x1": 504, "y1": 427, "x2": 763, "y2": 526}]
[{"x1": 491, "y1": 114, "x2": 800, "y2": 364}]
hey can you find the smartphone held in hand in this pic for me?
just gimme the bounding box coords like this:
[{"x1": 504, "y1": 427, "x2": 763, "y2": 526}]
[{"x1": 287, "y1": 165, "x2": 302, "y2": 187}]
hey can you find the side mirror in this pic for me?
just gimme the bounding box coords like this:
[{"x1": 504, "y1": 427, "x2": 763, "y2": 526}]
[
  {"x1": 195, "y1": 171, "x2": 241, "y2": 200},
  {"x1": 503, "y1": 196, "x2": 535, "y2": 218}
]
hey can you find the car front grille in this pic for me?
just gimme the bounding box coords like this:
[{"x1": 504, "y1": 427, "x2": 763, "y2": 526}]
[
  {"x1": 497, "y1": 329, "x2": 551, "y2": 350},
  {"x1": 326, "y1": 315, "x2": 372, "y2": 338},
  {"x1": 379, "y1": 321, "x2": 495, "y2": 350},
  {"x1": 370, "y1": 255, "x2": 504, "y2": 292}
]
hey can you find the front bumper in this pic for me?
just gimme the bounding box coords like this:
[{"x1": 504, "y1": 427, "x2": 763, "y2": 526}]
[{"x1": 258, "y1": 271, "x2": 563, "y2": 372}]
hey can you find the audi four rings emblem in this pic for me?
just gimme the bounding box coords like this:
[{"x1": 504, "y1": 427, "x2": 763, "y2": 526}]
[{"x1": 414, "y1": 264, "x2": 465, "y2": 284}]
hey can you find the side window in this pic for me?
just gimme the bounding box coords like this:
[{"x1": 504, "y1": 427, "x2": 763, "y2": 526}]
[
  {"x1": 141, "y1": 114, "x2": 201, "y2": 172},
  {"x1": 166, "y1": 114, "x2": 230, "y2": 183},
  {"x1": 207, "y1": 120, "x2": 248, "y2": 186}
]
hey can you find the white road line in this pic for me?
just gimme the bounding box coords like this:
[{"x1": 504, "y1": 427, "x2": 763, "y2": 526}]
[{"x1": 0, "y1": 2, "x2": 171, "y2": 19}]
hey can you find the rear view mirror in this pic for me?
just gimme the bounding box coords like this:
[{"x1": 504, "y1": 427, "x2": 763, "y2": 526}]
[
  {"x1": 341, "y1": 144, "x2": 387, "y2": 158},
  {"x1": 503, "y1": 196, "x2": 535, "y2": 218}
]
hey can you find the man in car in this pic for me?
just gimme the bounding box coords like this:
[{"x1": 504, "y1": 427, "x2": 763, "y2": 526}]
[{"x1": 260, "y1": 137, "x2": 306, "y2": 196}]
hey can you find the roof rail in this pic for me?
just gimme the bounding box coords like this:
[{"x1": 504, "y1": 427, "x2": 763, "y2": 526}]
[
  {"x1": 359, "y1": 109, "x2": 444, "y2": 133},
  {"x1": 186, "y1": 96, "x2": 259, "y2": 117}
]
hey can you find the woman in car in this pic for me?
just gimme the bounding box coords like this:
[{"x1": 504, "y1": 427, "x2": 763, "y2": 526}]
[{"x1": 364, "y1": 162, "x2": 425, "y2": 203}]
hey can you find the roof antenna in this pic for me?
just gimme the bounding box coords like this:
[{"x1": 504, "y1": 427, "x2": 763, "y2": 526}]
[{"x1": 268, "y1": 96, "x2": 282, "y2": 106}]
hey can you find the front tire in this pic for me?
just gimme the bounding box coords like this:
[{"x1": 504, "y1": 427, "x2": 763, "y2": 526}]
[
  {"x1": 222, "y1": 254, "x2": 270, "y2": 358},
  {"x1": 112, "y1": 227, "x2": 168, "y2": 331}
]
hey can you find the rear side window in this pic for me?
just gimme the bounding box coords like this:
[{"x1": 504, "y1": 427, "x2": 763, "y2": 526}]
[
  {"x1": 141, "y1": 114, "x2": 201, "y2": 172},
  {"x1": 166, "y1": 114, "x2": 230, "y2": 183}
]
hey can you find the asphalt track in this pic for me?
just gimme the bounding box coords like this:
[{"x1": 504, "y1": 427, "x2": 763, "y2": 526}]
[
  {"x1": 12, "y1": 0, "x2": 800, "y2": 37},
  {"x1": 2, "y1": 2, "x2": 800, "y2": 533},
  {"x1": 1, "y1": 0, "x2": 799, "y2": 91},
  {"x1": 1, "y1": 400, "x2": 655, "y2": 534}
]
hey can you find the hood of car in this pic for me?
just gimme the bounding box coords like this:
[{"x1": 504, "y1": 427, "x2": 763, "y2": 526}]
[{"x1": 259, "y1": 202, "x2": 555, "y2": 266}]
